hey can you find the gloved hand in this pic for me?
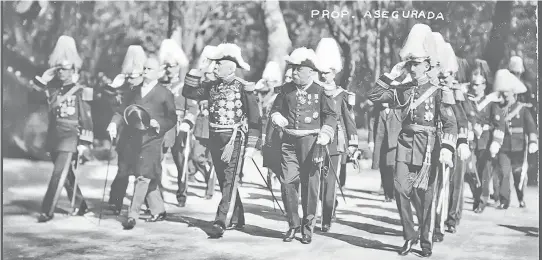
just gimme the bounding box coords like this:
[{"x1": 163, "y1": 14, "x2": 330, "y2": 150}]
[
  {"x1": 110, "y1": 74, "x2": 126, "y2": 88},
  {"x1": 489, "y1": 141, "x2": 501, "y2": 158},
  {"x1": 474, "y1": 123, "x2": 483, "y2": 139},
  {"x1": 77, "y1": 145, "x2": 88, "y2": 155},
  {"x1": 347, "y1": 146, "x2": 357, "y2": 156},
  {"x1": 244, "y1": 147, "x2": 256, "y2": 159},
  {"x1": 316, "y1": 133, "x2": 331, "y2": 145},
  {"x1": 439, "y1": 148, "x2": 454, "y2": 168},
  {"x1": 387, "y1": 61, "x2": 407, "y2": 79},
  {"x1": 41, "y1": 67, "x2": 57, "y2": 83},
  {"x1": 271, "y1": 113, "x2": 288, "y2": 128},
  {"x1": 457, "y1": 143, "x2": 471, "y2": 161},
  {"x1": 368, "y1": 142, "x2": 375, "y2": 152},
  {"x1": 150, "y1": 119, "x2": 160, "y2": 134},
  {"x1": 178, "y1": 122, "x2": 191, "y2": 133},
  {"x1": 467, "y1": 130, "x2": 475, "y2": 141},
  {"x1": 107, "y1": 123, "x2": 117, "y2": 140},
  {"x1": 528, "y1": 142, "x2": 538, "y2": 154}
]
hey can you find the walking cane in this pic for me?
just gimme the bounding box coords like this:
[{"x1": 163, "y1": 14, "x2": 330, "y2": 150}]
[
  {"x1": 98, "y1": 139, "x2": 116, "y2": 225},
  {"x1": 518, "y1": 139, "x2": 529, "y2": 191},
  {"x1": 70, "y1": 152, "x2": 83, "y2": 212},
  {"x1": 250, "y1": 158, "x2": 285, "y2": 215},
  {"x1": 181, "y1": 132, "x2": 192, "y2": 192},
  {"x1": 324, "y1": 147, "x2": 347, "y2": 203}
]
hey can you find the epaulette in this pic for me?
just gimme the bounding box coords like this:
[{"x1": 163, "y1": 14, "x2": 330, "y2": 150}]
[
  {"x1": 82, "y1": 87, "x2": 94, "y2": 101},
  {"x1": 234, "y1": 77, "x2": 255, "y2": 91},
  {"x1": 440, "y1": 86, "x2": 456, "y2": 105}
]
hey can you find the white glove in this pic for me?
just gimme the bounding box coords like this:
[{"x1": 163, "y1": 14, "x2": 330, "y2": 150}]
[
  {"x1": 439, "y1": 148, "x2": 454, "y2": 168},
  {"x1": 110, "y1": 74, "x2": 126, "y2": 88},
  {"x1": 77, "y1": 145, "x2": 88, "y2": 155},
  {"x1": 528, "y1": 143, "x2": 538, "y2": 154},
  {"x1": 72, "y1": 73, "x2": 80, "y2": 83},
  {"x1": 368, "y1": 142, "x2": 375, "y2": 152},
  {"x1": 150, "y1": 119, "x2": 160, "y2": 134},
  {"x1": 244, "y1": 147, "x2": 256, "y2": 158},
  {"x1": 178, "y1": 122, "x2": 191, "y2": 133},
  {"x1": 457, "y1": 143, "x2": 471, "y2": 161},
  {"x1": 387, "y1": 61, "x2": 407, "y2": 79},
  {"x1": 41, "y1": 67, "x2": 57, "y2": 83},
  {"x1": 107, "y1": 123, "x2": 117, "y2": 140},
  {"x1": 474, "y1": 124, "x2": 483, "y2": 139},
  {"x1": 271, "y1": 113, "x2": 288, "y2": 128},
  {"x1": 347, "y1": 146, "x2": 357, "y2": 156},
  {"x1": 467, "y1": 130, "x2": 475, "y2": 141},
  {"x1": 489, "y1": 141, "x2": 501, "y2": 158},
  {"x1": 316, "y1": 133, "x2": 331, "y2": 145}
]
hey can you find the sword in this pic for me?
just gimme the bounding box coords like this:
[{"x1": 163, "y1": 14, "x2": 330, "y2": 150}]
[
  {"x1": 70, "y1": 151, "x2": 83, "y2": 212},
  {"x1": 98, "y1": 139, "x2": 115, "y2": 225},
  {"x1": 250, "y1": 158, "x2": 285, "y2": 215},
  {"x1": 225, "y1": 131, "x2": 246, "y2": 227},
  {"x1": 324, "y1": 146, "x2": 346, "y2": 203},
  {"x1": 180, "y1": 131, "x2": 192, "y2": 192},
  {"x1": 518, "y1": 139, "x2": 529, "y2": 191}
]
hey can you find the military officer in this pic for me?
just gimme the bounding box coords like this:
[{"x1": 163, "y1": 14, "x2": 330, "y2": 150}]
[
  {"x1": 158, "y1": 39, "x2": 198, "y2": 207},
  {"x1": 368, "y1": 24, "x2": 457, "y2": 257},
  {"x1": 183, "y1": 43, "x2": 262, "y2": 238},
  {"x1": 107, "y1": 57, "x2": 177, "y2": 229},
  {"x1": 315, "y1": 38, "x2": 358, "y2": 233},
  {"x1": 430, "y1": 39, "x2": 470, "y2": 243},
  {"x1": 269, "y1": 47, "x2": 337, "y2": 244},
  {"x1": 284, "y1": 67, "x2": 293, "y2": 83},
  {"x1": 465, "y1": 59, "x2": 505, "y2": 214},
  {"x1": 105, "y1": 45, "x2": 148, "y2": 215},
  {"x1": 492, "y1": 69, "x2": 538, "y2": 209},
  {"x1": 34, "y1": 35, "x2": 94, "y2": 222}
]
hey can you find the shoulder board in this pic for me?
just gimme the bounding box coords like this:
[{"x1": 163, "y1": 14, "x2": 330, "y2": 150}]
[{"x1": 82, "y1": 87, "x2": 94, "y2": 101}]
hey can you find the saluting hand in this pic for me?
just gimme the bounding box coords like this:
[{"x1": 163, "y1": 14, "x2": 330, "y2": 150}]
[
  {"x1": 110, "y1": 74, "x2": 126, "y2": 88},
  {"x1": 41, "y1": 67, "x2": 58, "y2": 83}
]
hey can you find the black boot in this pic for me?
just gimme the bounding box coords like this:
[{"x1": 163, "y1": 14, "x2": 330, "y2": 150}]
[
  {"x1": 398, "y1": 239, "x2": 417, "y2": 255},
  {"x1": 146, "y1": 212, "x2": 166, "y2": 222},
  {"x1": 283, "y1": 227, "x2": 299, "y2": 242},
  {"x1": 37, "y1": 213, "x2": 54, "y2": 223}
]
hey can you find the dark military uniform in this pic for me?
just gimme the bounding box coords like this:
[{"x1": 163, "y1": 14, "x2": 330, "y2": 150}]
[
  {"x1": 370, "y1": 74, "x2": 457, "y2": 251},
  {"x1": 493, "y1": 102, "x2": 537, "y2": 207},
  {"x1": 321, "y1": 87, "x2": 357, "y2": 228},
  {"x1": 183, "y1": 74, "x2": 261, "y2": 229},
  {"x1": 466, "y1": 95, "x2": 505, "y2": 211},
  {"x1": 368, "y1": 103, "x2": 402, "y2": 201},
  {"x1": 111, "y1": 82, "x2": 177, "y2": 220},
  {"x1": 269, "y1": 81, "x2": 337, "y2": 238},
  {"x1": 161, "y1": 78, "x2": 198, "y2": 205},
  {"x1": 34, "y1": 76, "x2": 94, "y2": 218},
  {"x1": 445, "y1": 91, "x2": 479, "y2": 228}
]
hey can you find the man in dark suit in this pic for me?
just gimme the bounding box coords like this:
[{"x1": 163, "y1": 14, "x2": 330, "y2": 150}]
[
  {"x1": 34, "y1": 35, "x2": 94, "y2": 223},
  {"x1": 269, "y1": 47, "x2": 337, "y2": 244},
  {"x1": 107, "y1": 57, "x2": 177, "y2": 229},
  {"x1": 183, "y1": 43, "x2": 261, "y2": 238}
]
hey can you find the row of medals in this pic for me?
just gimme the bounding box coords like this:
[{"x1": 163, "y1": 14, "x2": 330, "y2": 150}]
[
  {"x1": 58, "y1": 96, "x2": 77, "y2": 118},
  {"x1": 297, "y1": 91, "x2": 320, "y2": 124},
  {"x1": 423, "y1": 97, "x2": 435, "y2": 122},
  {"x1": 209, "y1": 90, "x2": 243, "y2": 125}
]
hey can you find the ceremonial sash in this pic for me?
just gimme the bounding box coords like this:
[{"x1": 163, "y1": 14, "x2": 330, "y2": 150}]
[
  {"x1": 409, "y1": 85, "x2": 439, "y2": 111},
  {"x1": 49, "y1": 85, "x2": 83, "y2": 112},
  {"x1": 505, "y1": 103, "x2": 524, "y2": 122},
  {"x1": 476, "y1": 96, "x2": 493, "y2": 112}
]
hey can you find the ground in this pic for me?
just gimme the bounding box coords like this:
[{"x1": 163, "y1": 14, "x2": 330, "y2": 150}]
[{"x1": 2, "y1": 154, "x2": 539, "y2": 260}]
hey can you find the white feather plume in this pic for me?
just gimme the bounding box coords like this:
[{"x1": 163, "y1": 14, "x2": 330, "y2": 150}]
[{"x1": 315, "y1": 38, "x2": 342, "y2": 73}]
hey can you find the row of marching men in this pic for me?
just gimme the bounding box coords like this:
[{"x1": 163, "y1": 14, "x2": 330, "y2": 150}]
[
  {"x1": 367, "y1": 23, "x2": 538, "y2": 257},
  {"x1": 30, "y1": 33, "x2": 359, "y2": 243}
]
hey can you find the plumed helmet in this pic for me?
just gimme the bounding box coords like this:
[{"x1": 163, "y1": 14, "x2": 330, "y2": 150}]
[
  {"x1": 121, "y1": 45, "x2": 147, "y2": 75},
  {"x1": 262, "y1": 61, "x2": 282, "y2": 82},
  {"x1": 48, "y1": 35, "x2": 82, "y2": 70},
  {"x1": 198, "y1": 45, "x2": 218, "y2": 73},
  {"x1": 284, "y1": 47, "x2": 321, "y2": 71},
  {"x1": 158, "y1": 39, "x2": 189, "y2": 68},
  {"x1": 493, "y1": 69, "x2": 527, "y2": 94},
  {"x1": 508, "y1": 56, "x2": 525, "y2": 74},
  {"x1": 315, "y1": 38, "x2": 343, "y2": 73},
  {"x1": 399, "y1": 24, "x2": 437, "y2": 66},
  {"x1": 206, "y1": 43, "x2": 250, "y2": 71}
]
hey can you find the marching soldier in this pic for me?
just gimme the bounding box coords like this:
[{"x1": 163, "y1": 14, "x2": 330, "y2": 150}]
[
  {"x1": 368, "y1": 24, "x2": 457, "y2": 257},
  {"x1": 107, "y1": 57, "x2": 177, "y2": 229},
  {"x1": 465, "y1": 59, "x2": 505, "y2": 214},
  {"x1": 269, "y1": 47, "x2": 337, "y2": 244},
  {"x1": 158, "y1": 39, "x2": 198, "y2": 207},
  {"x1": 192, "y1": 45, "x2": 219, "y2": 200},
  {"x1": 34, "y1": 35, "x2": 94, "y2": 222},
  {"x1": 183, "y1": 43, "x2": 261, "y2": 238},
  {"x1": 315, "y1": 38, "x2": 358, "y2": 232},
  {"x1": 492, "y1": 69, "x2": 538, "y2": 209},
  {"x1": 105, "y1": 45, "x2": 148, "y2": 215},
  {"x1": 431, "y1": 39, "x2": 470, "y2": 243}
]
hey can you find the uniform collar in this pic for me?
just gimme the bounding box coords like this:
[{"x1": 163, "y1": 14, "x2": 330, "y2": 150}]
[
  {"x1": 297, "y1": 80, "x2": 313, "y2": 92},
  {"x1": 221, "y1": 74, "x2": 236, "y2": 84},
  {"x1": 414, "y1": 75, "x2": 429, "y2": 86},
  {"x1": 142, "y1": 80, "x2": 158, "y2": 89}
]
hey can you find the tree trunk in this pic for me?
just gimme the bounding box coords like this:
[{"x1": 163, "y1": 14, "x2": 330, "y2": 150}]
[
  {"x1": 167, "y1": 0, "x2": 174, "y2": 38},
  {"x1": 374, "y1": 1, "x2": 381, "y2": 82},
  {"x1": 483, "y1": 1, "x2": 513, "y2": 73},
  {"x1": 261, "y1": 0, "x2": 292, "y2": 78}
]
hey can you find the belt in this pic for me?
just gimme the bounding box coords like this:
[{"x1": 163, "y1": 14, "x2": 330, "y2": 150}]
[
  {"x1": 282, "y1": 128, "x2": 319, "y2": 137},
  {"x1": 56, "y1": 118, "x2": 78, "y2": 124},
  {"x1": 209, "y1": 122, "x2": 240, "y2": 133},
  {"x1": 402, "y1": 124, "x2": 436, "y2": 134}
]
